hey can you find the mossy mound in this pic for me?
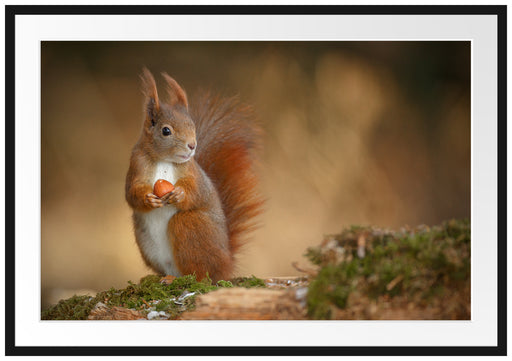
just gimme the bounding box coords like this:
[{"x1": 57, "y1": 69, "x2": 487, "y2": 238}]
[
  {"x1": 40, "y1": 294, "x2": 97, "y2": 320},
  {"x1": 305, "y1": 219, "x2": 470, "y2": 320},
  {"x1": 42, "y1": 274, "x2": 266, "y2": 320}
]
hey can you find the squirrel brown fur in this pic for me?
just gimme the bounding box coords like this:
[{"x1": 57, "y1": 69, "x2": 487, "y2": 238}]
[{"x1": 125, "y1": 68, "x2": 263, "y2": 282}]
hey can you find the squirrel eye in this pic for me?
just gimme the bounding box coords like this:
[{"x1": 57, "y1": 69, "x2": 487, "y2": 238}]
[{"x1": 162, "y1": 127, "x2": 172, "y2": 136}]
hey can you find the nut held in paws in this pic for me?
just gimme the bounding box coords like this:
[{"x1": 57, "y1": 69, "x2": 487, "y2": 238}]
[{"x1": 153, "y1": 179, "x2": 175, "y2": 198}]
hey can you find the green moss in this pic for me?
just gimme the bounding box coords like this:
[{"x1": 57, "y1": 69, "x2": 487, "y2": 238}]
[
  {"x1": 230, "y1": 275, "x2": 266, "y2": 288},
  {"x1": 216, "y1": 280, "x2": 234, "y2": 288},
  {"x1": 307, "y1": 264, "x2": 354, "y2": 319},
  {"x1": 42, "y1": 273, "x2": 255, "y2": 320},
  {"x1": 90, "y1": 274, "x2": 222, "y2": 318},
  {"x1": 306, "y1": 219, "x2": 470, "y2": 319},
  {"x1": 41, "y1": 295, "x2": 96, "y2": 320}
]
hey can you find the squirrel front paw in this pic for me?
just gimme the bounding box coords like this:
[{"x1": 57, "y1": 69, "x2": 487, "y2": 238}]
[
  {"x1": 167, "y1": 186, "x2": 185, "y2": 204},
  {"x1": 144, "y1": 193, "x2": 164, "y2": 208}
]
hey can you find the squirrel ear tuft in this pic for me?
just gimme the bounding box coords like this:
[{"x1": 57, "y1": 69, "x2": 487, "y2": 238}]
[
  {"x1": 161, "y1": 72, "x2": 188, "y2": 109},
  {"x1": 140, "y1": 67, "x2": 160, "y2": 123}
]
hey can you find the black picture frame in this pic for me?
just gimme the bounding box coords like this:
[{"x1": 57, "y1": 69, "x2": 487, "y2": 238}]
[{"x1": 5, "y1": 4, "x2": 507, "y2": 357}]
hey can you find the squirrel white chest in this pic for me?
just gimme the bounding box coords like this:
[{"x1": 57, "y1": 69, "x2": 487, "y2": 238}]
[
  {"x1": 153, "y1": 161, "x2": 178, "y2": 185},
  {"x1": 136, "y1": 161, "x2": 181, "y2": 276}
]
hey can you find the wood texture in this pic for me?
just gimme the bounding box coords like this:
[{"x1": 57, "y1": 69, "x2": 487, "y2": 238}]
[{"x1": 180, "y1": 288, "x2": 307, "y2": 320}]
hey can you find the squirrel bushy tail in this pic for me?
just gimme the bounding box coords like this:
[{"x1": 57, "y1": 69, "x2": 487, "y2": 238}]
[{"x1": 190, "y1": 92, "x2": 264, "y2": 255}]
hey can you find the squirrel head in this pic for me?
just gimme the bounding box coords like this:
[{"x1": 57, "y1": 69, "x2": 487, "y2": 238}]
[{"x1": 139, "y1": 67, "x2": 197, "y2": 164}]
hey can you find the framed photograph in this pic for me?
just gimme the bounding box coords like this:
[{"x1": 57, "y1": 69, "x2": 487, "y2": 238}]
[{"x1": 5, "y1": 4, "x2": 506, "y2": 357}]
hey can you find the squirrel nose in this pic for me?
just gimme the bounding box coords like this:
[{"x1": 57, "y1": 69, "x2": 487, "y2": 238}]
[{"x1": 188, "y1": 143, "x2": 196, "y2": 150}]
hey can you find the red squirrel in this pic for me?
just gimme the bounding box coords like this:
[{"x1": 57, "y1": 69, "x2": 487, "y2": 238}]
[{"x1": 125, "y1": 68, "x2": 263, "y2": 282}]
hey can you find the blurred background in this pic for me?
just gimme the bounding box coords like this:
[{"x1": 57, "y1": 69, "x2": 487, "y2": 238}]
[{"x1": 41, "y1": 41, "x2": 470, "y2": 309}]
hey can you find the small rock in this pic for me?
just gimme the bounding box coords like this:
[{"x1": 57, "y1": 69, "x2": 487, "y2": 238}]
[{"x1": 147, "y1": 311, "x2": 160, "y2": 320}]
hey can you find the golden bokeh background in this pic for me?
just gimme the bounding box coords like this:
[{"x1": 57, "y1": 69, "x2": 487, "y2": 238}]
[{"x1": 41, "y1": 41, "x2": 470, "y2": 309}]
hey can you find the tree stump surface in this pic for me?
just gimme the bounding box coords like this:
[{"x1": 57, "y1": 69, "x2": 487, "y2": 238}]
[{"x1": 180, "y1": 287, "x2": 307, "y2": 320}]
